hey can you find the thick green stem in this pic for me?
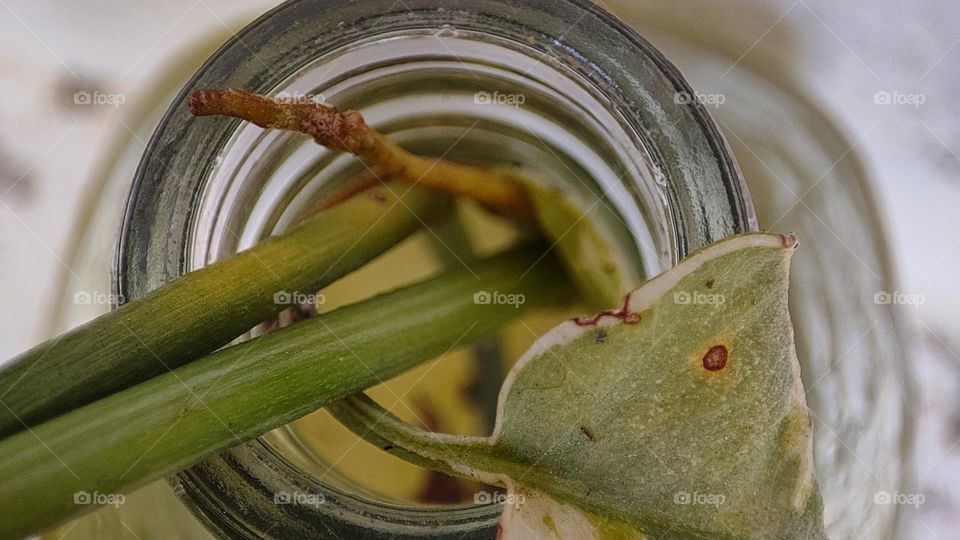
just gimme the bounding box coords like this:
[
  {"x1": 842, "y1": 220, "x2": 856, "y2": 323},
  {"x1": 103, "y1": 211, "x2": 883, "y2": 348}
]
[
  {"x1": 0, "y1": 246, "x2": 570, "y2": 539},
  {"x1": 0, "y1": 184, "x2": 448, "y2": 439}
]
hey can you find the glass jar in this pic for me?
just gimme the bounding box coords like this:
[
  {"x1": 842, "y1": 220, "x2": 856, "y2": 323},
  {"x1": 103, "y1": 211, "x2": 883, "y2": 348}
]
[
  {"x1": 116, "y1": 0, "x2": 751, "y2": 537},
  {"x1": 48, "y1": 0, "x2": 909, "y2": 538}
]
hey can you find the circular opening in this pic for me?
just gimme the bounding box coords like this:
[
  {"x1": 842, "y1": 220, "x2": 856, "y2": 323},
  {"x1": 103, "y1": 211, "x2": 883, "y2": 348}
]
[
  {"x1": 193, "y1": 23, "x2": 670, "y2": 511},
  {"x1": 118, "y1": 0, "x2": 753, "y2": 537},
  {"x1": 190, "y1": 29, "x2": 668, "y2": 277}
]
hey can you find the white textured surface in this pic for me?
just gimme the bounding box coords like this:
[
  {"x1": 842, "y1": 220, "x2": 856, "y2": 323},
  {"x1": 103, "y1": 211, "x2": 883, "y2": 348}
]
[
  {"x1": 603, "y1": 2, "x2": 960, "y2": 537},
  {"x1": 0, "y1": 1, "x2": 956, "y2": 538}
]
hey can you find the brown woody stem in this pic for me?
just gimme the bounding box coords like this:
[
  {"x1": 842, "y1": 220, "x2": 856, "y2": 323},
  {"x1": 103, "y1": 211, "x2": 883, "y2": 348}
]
[{"x1": 188, "y1": 88, "x2": 533, "y2": 219}]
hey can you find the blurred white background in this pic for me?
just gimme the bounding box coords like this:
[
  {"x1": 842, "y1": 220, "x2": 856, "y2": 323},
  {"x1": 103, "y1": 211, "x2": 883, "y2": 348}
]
[{"x1": 0, "y1": 1, "x2": 957, "y2": 538}]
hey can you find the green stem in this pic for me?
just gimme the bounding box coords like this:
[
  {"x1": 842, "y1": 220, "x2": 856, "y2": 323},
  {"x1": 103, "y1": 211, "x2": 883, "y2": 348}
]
[
  {"x1": 428, "y1": 208, "x2": 506, "y2": 432},
  {"x1": 0, "y1": 246, "x2": 570, "y2": 539},
  {"x1": 0, "y1": 184, "x2": 447, "y2": 439}
]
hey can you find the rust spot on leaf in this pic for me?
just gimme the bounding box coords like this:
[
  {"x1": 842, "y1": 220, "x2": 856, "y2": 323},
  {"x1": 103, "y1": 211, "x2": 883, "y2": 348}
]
[
  {"x1": 580, "y1": 425, "x2": 596, "y2": 442},
  {"x1": 706, "y1": 278, "x2": 715, "y2": 289},
  {"x1": 573, "y1": 292, "x2": 641, "y2": 327},
  {"x1": 702, "y1": 345, "x2": 728, "y2": 371}
]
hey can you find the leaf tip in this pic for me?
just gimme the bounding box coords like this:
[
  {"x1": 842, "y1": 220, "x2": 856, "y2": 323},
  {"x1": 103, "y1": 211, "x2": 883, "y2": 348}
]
[{"x1": 780, "y1": 232, "x2": 799, "y2": 250}]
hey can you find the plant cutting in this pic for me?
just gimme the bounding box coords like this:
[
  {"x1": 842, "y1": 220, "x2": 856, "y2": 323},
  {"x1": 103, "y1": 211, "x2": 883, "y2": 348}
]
[
  {"x1": 188, "y1": 90, "x2": 635, "y2": 309},
  {"x1": 331, "y1": 233, "x2": 826, "y2": 539},
  {"x1": 0, "y1": 246, "x2": 571, "y2": 539},
  {"x1": 0, "y1": 90, "x2": 825, "y2": 539}
]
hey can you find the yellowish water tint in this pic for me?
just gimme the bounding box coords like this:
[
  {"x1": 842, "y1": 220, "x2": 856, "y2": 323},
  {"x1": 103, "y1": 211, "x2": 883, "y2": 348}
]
[{"x1": 278, "y1": 201, "x2": 581, "y2": 504}]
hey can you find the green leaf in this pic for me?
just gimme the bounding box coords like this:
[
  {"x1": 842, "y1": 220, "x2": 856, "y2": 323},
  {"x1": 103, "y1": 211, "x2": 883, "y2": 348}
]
[
  {"x1": 515, "y1": 172, "x2": 635, "y2": 309},
  {"x1": 330, "y1": 233, "x2": 827, "y2": 539}
]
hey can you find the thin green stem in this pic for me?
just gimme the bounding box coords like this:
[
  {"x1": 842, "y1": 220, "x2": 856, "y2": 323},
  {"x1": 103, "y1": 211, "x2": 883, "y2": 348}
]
[{"x1": 0, "y1": 245, "x2": 570, "y2": 539}]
